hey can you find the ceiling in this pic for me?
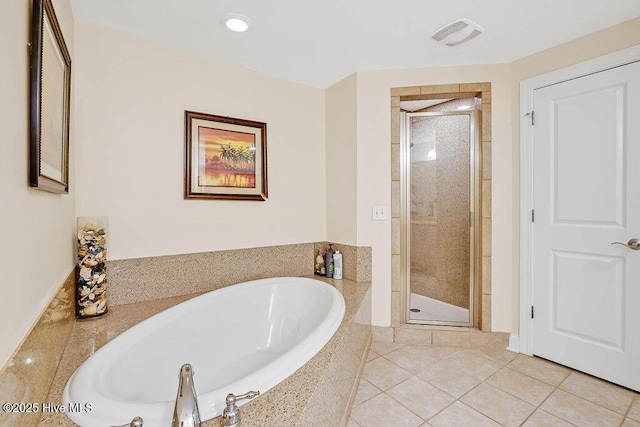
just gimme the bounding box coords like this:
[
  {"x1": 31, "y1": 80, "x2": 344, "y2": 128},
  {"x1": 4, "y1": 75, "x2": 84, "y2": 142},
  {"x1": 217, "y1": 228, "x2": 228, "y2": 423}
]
[{"x1": 70, "y1": 0, "x2": 640, "y2": 88}]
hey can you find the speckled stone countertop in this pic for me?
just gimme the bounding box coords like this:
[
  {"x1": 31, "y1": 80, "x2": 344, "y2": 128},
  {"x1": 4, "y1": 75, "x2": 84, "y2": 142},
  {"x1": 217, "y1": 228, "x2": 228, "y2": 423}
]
[{"x1": 39, "y1": 276, "x2": 371, "y2": 426}]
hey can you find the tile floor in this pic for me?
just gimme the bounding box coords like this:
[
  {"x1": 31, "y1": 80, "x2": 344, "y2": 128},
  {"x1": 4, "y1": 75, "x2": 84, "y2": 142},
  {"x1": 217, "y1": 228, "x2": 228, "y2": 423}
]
[{"x1": 348, "y1": 341, "x2": 640, "y2": 426}]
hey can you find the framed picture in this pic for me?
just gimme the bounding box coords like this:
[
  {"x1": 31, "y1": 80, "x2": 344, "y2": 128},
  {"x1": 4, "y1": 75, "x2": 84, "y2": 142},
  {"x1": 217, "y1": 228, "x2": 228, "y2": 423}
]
[
  {"x1": 29, "y1": 0, "x2": 71, "y2": 193},
  {"x1": 184, "y1": 111, "x2": 268, "y2": 201}
]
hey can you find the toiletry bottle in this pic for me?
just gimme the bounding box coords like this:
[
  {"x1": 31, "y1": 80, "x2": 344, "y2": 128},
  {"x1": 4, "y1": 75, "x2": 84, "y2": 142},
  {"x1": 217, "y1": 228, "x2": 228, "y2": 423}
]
[
  {"x1": 333, "y1": 250, "x2": 343, "y2": 280},
  {"x1": 325, "y1": 244, "x2": 335, "y2": 278}
]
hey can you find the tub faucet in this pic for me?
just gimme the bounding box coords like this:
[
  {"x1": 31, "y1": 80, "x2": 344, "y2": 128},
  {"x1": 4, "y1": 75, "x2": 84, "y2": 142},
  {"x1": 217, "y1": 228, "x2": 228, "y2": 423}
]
[
  {"x1": 110, "y1": 416, "x2": 143, "y2": 427},
  {"x1": 172, "y1": 364, "x2": 201, "y2": 427},
  {"x1": 222, "y1": 390, "x2": 260, "y2": 427}
]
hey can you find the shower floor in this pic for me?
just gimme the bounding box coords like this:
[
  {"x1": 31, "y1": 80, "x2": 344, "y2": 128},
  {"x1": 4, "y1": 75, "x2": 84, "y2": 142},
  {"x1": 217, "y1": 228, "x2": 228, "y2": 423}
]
[{"x1": 409, "y1": 293, "x2": 469, "y2": 323}]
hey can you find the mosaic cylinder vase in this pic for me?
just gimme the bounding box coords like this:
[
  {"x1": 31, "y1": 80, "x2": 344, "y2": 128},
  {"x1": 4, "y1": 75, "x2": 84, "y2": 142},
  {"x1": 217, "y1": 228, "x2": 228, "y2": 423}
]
[{"x1": 75, "y1": 217, "x2": 108, "y2": 318}]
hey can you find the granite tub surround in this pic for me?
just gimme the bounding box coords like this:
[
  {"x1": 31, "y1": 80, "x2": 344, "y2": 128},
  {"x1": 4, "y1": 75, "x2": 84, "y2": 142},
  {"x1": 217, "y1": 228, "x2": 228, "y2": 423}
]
[
  {"x1": 300, "y1": 282, "x2": 372, "y2": 426},
  {"x1": 214, "y1": 278, "x2": 372, "y2": 427},
  {"x1": 39, "y1": 293, "x2": 195, "y2": 426},
  {"x1": 107, "y1": 242, "x2": 316, "y2": 306},
  {"x1": 0, "y1": 270, "x2": 75, "y2": 427},
  {"x1": 1, "y1": 241, "x2": 372, "y2": 427},
  {"x1": 39, "y1": 277, "x2": 372, "y2": 426},
  {"x1": 313, "y1": 242, "x2": 372, "y2": 283},
  {"x1": 108, "y1": 242, "x2": 374, "y2": 307}
]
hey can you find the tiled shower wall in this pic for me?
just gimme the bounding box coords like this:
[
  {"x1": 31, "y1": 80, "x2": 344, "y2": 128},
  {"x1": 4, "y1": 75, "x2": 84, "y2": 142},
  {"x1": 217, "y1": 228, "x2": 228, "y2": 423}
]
[
  {"x1": 391, "y1": 83, "x2": 492, "y2": 330},
  {"x1": 410, "y1": 111, "x2": 472, "y2": 309}
]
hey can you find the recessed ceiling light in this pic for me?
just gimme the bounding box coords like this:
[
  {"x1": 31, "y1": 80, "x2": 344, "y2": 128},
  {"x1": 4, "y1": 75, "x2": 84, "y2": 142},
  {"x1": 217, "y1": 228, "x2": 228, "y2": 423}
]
[{"x1": 224, "y1": 14, "x2": 250, "y2": 32}]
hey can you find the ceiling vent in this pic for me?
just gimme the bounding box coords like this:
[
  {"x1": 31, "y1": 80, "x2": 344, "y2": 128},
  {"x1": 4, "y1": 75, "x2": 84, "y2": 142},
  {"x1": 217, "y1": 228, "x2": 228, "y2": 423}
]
[{"x1": 431, "y1": 18, "x2": 483, "y2": 47}]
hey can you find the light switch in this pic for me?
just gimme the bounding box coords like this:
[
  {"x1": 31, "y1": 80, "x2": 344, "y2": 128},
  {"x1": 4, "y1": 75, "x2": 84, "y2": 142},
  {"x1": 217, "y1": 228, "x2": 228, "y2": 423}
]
[{"x1": 372, "y1": 205, "x2": 388, "y2": 221}]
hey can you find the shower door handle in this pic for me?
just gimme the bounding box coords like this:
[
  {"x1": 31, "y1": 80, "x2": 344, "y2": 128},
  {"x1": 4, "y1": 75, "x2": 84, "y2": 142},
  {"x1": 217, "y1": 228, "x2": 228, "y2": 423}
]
[{"x1": 610, "y1": 239, "x2": 640, "y2": 250}]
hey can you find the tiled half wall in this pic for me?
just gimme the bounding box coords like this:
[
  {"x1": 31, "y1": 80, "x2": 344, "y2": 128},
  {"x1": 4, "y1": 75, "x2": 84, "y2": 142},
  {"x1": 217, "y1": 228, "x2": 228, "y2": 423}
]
[
  {"x1": 108, "y1": 242, "x2": 372, "y2": 306},
  {"x1": 313, "y1": 242, "x2": 372, "y2": 284},
  {"x1": 391, "y1": 83, "x2": 492, "y2": 330}
]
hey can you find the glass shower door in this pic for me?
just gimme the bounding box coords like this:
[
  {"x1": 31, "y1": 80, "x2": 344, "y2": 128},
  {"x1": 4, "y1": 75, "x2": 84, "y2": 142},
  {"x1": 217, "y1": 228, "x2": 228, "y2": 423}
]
[{"x1": 404, "y1": 111, "x2": 479, "y2": 326}]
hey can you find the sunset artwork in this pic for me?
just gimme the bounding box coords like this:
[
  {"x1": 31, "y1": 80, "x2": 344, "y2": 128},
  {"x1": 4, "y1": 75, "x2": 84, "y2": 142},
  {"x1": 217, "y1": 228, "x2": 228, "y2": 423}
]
[
  {"x1": 197, "y1": 126, "x2": 256, "y2": 188},
  {"x1": 185, "y1": 111, "x2": 267, "y2": 200}
]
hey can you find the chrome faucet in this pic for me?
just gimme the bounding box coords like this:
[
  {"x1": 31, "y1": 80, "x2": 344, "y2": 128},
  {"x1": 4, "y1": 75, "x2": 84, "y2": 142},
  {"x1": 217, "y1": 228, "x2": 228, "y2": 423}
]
[
  {"x1": 221, "y1": 390, "x2": 260, "y2": 427},
  {"x1": 110, "y1": 416, "x2": 143, "y2": 427},
  {"x1": 172, "y1": 364, "x2": 201, "y2": 427}
]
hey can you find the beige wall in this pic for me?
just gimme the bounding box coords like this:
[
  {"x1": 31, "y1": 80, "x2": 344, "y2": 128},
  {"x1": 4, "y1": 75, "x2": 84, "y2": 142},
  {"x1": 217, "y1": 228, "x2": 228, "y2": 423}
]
[
  {"x1": 357, "y1": 17, "x2": 640, "y2": 332},
  {"x1": 4, "y1": 12, "x2": 639, "y2": 371},
  {"x1": 356, "y1": 64, "x2": 513, "y2": 329},
  {"x1": 326, "y1": 74, "x2": 358, "y2": 246},
  {"x1": 74, "y1": 23, "x2": 327, "y2": 260},
  {"x1": 0, "y1": 0, "x2": 75, "y2": 368},
  {"x1": 508, "y1": 17, "x2": 640, "y2": 334}
]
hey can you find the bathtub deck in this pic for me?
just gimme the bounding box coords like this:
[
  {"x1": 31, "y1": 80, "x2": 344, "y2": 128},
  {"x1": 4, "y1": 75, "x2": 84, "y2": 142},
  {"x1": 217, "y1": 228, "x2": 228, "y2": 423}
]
[{"x1": 39, "y1": 277, "x2": 372, "y2": 426}]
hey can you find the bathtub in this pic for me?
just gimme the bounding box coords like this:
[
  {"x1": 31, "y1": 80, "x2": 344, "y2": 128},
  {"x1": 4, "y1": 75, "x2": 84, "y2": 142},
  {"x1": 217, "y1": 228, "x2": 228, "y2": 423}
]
[{"x1": 62, "y1": 277, "x2": 345, "y2": 426}]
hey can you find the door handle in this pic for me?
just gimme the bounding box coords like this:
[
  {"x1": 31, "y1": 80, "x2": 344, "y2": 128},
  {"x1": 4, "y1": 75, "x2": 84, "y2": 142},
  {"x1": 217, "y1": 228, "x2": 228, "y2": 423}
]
[{"x1": 610, "y1": 238, "x2": 640, "y2": 250}]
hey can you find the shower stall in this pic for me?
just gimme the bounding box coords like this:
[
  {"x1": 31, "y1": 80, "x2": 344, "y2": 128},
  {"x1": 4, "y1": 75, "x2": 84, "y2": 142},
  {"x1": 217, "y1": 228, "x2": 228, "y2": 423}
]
[{"x1": 400, "y1": 99, "x2": 481, "y2": 326}]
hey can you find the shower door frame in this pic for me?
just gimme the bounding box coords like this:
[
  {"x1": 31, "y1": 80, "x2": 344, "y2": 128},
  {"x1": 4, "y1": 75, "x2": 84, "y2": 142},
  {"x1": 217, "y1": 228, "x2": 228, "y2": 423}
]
[{"x1": 401, "y1": 110, "x2": 481, "y2": 327}]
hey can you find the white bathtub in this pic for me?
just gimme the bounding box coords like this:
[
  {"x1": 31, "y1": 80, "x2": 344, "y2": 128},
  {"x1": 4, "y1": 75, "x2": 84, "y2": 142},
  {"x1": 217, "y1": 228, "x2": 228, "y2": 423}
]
[{"x1": 63, "y1": 277, "x2": 345, "y2": 426}]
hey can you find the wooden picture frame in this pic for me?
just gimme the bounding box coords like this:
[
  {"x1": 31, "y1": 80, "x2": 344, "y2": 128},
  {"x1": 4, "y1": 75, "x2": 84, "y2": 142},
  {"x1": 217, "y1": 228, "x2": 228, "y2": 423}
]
[
  {"x1": 29, "y1": 0, "x2": 71, "y2": 193},
  {"x1": 184, "y1": 111, "x2": 268, "y2": 201}
]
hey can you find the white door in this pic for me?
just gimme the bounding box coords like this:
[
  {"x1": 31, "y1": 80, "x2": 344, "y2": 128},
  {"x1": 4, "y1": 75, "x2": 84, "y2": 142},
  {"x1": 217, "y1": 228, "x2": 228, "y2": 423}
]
[{"x1": 532, "y1": 60, "x2": 640, "y2": 391}]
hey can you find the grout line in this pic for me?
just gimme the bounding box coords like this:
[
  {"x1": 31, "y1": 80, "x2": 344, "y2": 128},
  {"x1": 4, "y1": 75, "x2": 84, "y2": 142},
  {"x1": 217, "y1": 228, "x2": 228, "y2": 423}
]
[
  {"x1": 383, "y1": 378, "x2": 431, "y2": 423},
  {"x1": 351, "y1": 379, "x2": 383, "y2": 409},
  {"x1": 553, "y1": 386, "x2": 631, "y2": 418},
  {"x1": 364, "y1": 344, "x2": 636, "y2": 426},
  {"x1": 535, "y1": 389, "x2": 579, "y2": 426},
  {"x1": 420, "y1": 399, "x2": 456, "y2": 424},
  {"x1": 450, "y1": 375, "x2": 537, "y2": 426},
  {"x1": 557, "y1": 373, "x2": 638, "y2": 417},
  {"x1": 518, "y1": 410, "x2": 537, "y2": 426},
  {"x1": 484, "y1": 366, "x2": 554, "y2": 408},
  {"x1": 506, "y1": 355, "x2": 571, "y2": 388},
  {"x1": 622, "y1": 397, "x2": 635, "y2": 422},
  {"x1": 458, "y1": 400, "x2": 502, "y2": 425}
]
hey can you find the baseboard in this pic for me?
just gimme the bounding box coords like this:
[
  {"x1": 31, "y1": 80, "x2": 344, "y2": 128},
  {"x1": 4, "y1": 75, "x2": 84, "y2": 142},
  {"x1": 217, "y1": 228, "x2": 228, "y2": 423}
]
[{"x1": 507, "y1": 333, "x2": 520, "y2": 353}]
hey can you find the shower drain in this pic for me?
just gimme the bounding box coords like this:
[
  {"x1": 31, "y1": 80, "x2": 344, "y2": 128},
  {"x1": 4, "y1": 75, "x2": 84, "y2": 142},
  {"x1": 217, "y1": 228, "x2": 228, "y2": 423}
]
[{"x1": 410, "y1": 308, "x2": 421, "y2": 313}]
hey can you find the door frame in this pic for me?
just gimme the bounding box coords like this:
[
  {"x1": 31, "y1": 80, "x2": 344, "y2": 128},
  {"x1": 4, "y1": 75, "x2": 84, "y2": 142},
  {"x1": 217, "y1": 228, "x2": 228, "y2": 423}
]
[{"x1": 518, "y1": 44, "x2": 640, "y2": 356}]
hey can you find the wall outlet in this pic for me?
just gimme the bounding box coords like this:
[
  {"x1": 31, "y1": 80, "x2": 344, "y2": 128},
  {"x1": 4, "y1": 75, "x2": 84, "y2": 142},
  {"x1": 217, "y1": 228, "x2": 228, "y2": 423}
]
[{"x1": 372, "y1": 205, "x2": 388, "y2": 221}]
